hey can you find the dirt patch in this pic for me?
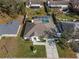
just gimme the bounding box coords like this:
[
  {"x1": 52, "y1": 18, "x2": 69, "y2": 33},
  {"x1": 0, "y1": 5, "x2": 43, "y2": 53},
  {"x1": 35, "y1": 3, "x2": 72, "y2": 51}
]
[{"x1": 0, "y1": 37, "x2": 18, "y2": 57}]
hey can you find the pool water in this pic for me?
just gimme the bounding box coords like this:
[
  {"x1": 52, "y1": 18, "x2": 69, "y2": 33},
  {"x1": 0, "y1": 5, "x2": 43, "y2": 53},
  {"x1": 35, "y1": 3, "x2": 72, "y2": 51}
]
[
  {"x1": 32, "y1": 16, "x2": 50, "y2": 23},
  {"x1": 42, "y1": 18, "x2": 49, "y2": 23},
  {"x1": 41, "y1": 16, "x2": 50, "y2": 24}
]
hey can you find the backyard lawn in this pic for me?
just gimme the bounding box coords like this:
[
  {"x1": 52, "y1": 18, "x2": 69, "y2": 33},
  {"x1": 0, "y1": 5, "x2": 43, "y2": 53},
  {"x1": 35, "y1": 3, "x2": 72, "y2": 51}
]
[
  {"x1": 56, "y1": 44, "x2": 77, "y2": 58},
  {"x1": 0, "y1": 37, "x2": 46, "y2": 58},
  {"x1": 48, "y1": 8, "x2": 79, "y2": 21},
  {"x1": 26, "y1": 8, "x2": 46, "y2": 19}
]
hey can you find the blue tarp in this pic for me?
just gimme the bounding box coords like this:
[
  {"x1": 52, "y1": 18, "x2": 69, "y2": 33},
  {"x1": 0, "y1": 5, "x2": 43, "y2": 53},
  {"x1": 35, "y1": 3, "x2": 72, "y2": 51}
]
[{"x1": 0, "y1": 20, "x2": 20, "y2": 35}]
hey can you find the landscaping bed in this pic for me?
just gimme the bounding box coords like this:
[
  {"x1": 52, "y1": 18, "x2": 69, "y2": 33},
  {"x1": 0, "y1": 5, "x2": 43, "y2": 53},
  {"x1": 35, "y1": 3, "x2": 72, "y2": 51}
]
[
  {"x1": 56, "y1": 44, "x2": 77, "y2": 58},
  {"x1": 0, "y1": 37, "x2": 46, "y2": 58}
]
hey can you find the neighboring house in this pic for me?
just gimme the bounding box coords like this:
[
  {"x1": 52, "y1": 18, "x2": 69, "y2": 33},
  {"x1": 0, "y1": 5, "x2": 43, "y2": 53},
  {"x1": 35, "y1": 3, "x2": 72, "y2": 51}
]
[
  {"x1": 69, "y1": 0, "x2": 79, "y2": 9},
  {"x1": 0, "y1": 20, "x2": 21, "y2": 39},
  {"x1": 26, "y1": 0, "x2": 79, "y2": 9},
  {"x1": 58, "y1": 21, "x2": 79, "y2": 39},
  {"x1": 47, "y1": 0, "x2": 69, "y2": 8},
  {"x1": 26, "y1": 0, "x2": 44, "y2": 8},
  {"x1": 23, "y1": 16, "x2": 55, "y2": 40}
]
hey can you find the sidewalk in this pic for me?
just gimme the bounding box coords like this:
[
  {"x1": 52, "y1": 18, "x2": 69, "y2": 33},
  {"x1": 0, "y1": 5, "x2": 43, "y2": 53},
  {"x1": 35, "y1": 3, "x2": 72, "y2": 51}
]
[
  {"x1": 76, "y1": 53, "x2": 79, "y2": 59},
  {"x1": 33, "y1": 39, "x2": 59, "y2": 59},
  {"x1": 33, "y1": 42, "x2": 46, "y2": 45},
  {"x1": 46, "y1": 40, "x2": 59, "y2": 59}
]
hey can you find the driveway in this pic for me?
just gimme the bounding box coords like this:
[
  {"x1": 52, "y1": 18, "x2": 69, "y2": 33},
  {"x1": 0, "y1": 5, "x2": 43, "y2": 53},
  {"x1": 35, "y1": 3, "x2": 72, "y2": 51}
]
[{"x1": 46, "y1": 39, "x2": 59, "y2": 59}]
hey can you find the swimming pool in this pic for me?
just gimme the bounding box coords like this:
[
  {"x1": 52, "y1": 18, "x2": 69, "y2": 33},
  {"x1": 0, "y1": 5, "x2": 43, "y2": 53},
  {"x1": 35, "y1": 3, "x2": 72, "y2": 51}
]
[
  {"x1": 32, "y1": 16, "x2": 50, "y2": 23},
  {"x1": 42, "y1": 17, "x2": 49, "y2": 23}
]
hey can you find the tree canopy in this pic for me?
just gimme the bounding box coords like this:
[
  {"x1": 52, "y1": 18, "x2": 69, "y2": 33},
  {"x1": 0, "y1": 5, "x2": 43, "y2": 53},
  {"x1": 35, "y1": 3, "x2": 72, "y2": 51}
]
[{"x1": 0, "y1": 0, "x2": 26, "y2": 18}]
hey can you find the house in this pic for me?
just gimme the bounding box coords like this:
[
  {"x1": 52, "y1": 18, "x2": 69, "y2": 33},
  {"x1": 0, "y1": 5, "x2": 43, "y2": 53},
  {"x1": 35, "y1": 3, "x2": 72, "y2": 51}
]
[
  {"x1": 26, "y1": 0, "x2": 44, "y2": 8},
  {"x1": 47, "y1": 0, "x2": 69, "y2": 8},
  {"x1": 23, "y1": 16, "x2": 55, "y2": 40},
  {"x1": 69, "y1": 0, "x2": 79, "y2": 9},
  {"x1": 58, "y1": 21, "x2": 79, "y2": 39},
  {"x1": 0, "y1": 20, "x2": 21, "y2": 39}
]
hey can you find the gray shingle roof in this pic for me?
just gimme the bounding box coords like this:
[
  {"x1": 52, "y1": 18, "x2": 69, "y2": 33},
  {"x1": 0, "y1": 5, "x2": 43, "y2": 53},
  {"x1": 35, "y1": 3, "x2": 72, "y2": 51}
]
[
  {"x1": 24, "y1": 22, "x2": 35, "y2": 36},
  {"x1": 26, "y1": 0, "x2": 44, "y2": 5},
  {"x1": 24, "y1": 22, "x2": 49, "y2": 37},
  {"x1": 59, "y1": 22, "x2": 79, "y2": 39},
  {"x1": 48, "y1": 1, "x2": 69, "y2": 5},
  {"x1": 30, "y1": 0, "x2": 41, "y2": 4},
  {"x1": 61, "y1": 22, "x2": 75, "y2": 32}
]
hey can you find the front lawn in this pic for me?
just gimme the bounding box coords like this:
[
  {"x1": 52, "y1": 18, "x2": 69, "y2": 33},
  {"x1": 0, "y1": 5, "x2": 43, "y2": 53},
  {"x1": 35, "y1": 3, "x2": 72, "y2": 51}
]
[
  {"x1": 56, "y1": 44, "x2": 77, "y2": 58},
  {"x1": 0, "y1": 37, "x2": 46, "y2": 58}
]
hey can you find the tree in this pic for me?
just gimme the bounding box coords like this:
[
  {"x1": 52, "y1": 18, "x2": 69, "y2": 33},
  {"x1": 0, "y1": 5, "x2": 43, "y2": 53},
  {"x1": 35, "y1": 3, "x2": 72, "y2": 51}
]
[
  {"x1": 30, "y1": 45, "x2": 34, "y2": 51},
  {"x1": 57, "y1": 31, "x2": 73, "y2": 48},
  {"x1": 0, "y1": 0, "x2": 26, "y2": 18},
  {"x1": 68, "y1": 2, "x2": 74, "y2": 12},
  {"x1": 68, "y1": 0, "x2": 74, "y2": 12},
  {"x1": 45, "y1": 28, "x2": 71, "y2": 48},
  {"x1": 70, "y1": 40, "x2": 79, "y2": 52}
]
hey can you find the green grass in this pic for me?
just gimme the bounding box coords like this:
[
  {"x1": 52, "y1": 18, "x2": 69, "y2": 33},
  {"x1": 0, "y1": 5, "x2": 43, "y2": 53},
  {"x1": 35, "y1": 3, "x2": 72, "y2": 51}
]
[
  {"x1": 56, "y1": 44, "x2": 77, "y2": 58},
  {"x1": 26, "y1": 8, "x2": 46, "y2": 19},
  {"x1": 48, "y1": 8, "x2": 79, "y2": 21},
  {"x1": 56, "y1": 13, "x2": 79, "y2": 21},
  {"x1": 0, "y1": 37, "x2": 46, "y2": 58}
]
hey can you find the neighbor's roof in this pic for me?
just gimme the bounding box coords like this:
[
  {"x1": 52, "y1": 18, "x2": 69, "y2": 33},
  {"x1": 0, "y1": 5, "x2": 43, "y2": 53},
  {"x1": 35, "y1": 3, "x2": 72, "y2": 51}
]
[
  {"x1": 60, "y1": 22, "x2": 75, "y2": 32},
  {"x1": 48, "y1": 0, "x2": 69, "y2": 2},
  {"x1": 48, "y1": 1, "x2": 69, "y2": 5},
  {"x1": 70, "y1": 0, "x2": 79, "y2": 4},
  {"x1": 26, "y1": 0, "x2": 44, "y2": 5},
  {"x1": 59, "y1": 22, "x2": 79, "y2": 39},
  {"x1": 0, "y1": 20, "x2": 20, "y2": 35},
  {"x1": 30, "y1": 0, "x2": 41, "y2": 4}
]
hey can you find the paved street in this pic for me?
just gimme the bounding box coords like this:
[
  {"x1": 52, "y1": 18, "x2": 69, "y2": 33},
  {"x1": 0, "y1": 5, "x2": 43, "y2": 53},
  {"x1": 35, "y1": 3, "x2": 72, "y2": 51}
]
[{"x1": 76, "y1": 53, "x2": 79, "y2": 59}]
